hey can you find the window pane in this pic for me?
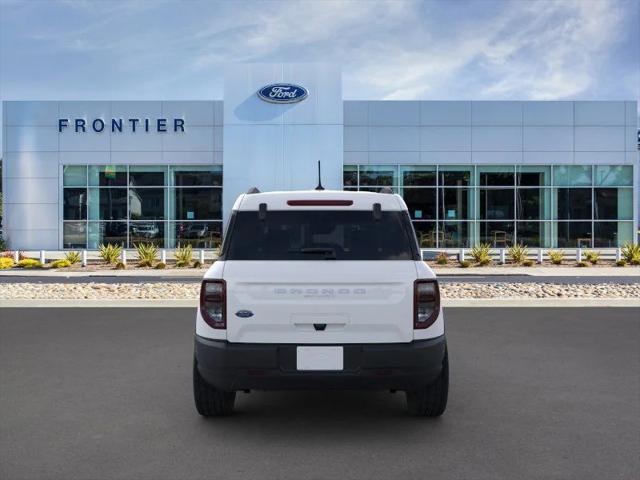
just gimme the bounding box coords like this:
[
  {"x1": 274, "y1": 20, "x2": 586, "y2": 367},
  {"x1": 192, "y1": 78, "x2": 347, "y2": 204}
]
[
  {"x1": 594, "y1": 165, "x2": 633, "y2": 186},
  {"x1": 63, "y1": 166, "x2": 86, "y2": 186},
  {"x1": 413, "y1": 222, "x2": 438, "y2": 248},
  {"x1": 129, "y1": 188, "x2": 165, "y2": 220},
  {"x1": 89, "y1": 188, "x2": 128, "y2": 220},
  {"x1": 400, "y1": 166, "x2": 436, "y2": 186},
  {"x1": 556, "y1": 188, "x2": 591, "y2": 220},
  {"x1": 478, "y1": 166, "x2": 514, "y2": 186},
  {"x1": 556, "y1": 221, "x2": 592, "y2": 248},
  {"x1": 129, "y1": 165, "x2": 165, "y2": 186},
  {"x1": 402, "y1": 188, "x2": 436, "y2": 220},
  {"x1": 63, "y1": 188, "x2": 87, "y2": 220},
  {"x1": 171, "y1": 221, "x2": 222, "y2": 248},
  {"x1": 516, "y1": 222, "x2": 551, "y2": 248},
  {"x1": 517, "y1": 188, "x2": 550, "y2": 220},
  {"x1": 172, "y1": 188, "x2": 222, "y2": 220},
  {"x1": 595, "y1": 188, "x2": 633, "y2": 220},
  {"x1": 171, "y1": 166, "x2": 222, "y2": 186},
  {"x1": 593, "y1": 222, "x2": 632, "y2": 248},
  {"x1": 63, "y1": 222, "x2": 86, "y2": 248},
  {"x1": 479, "y1": 221, "x2": 514, "y2": 247},
  {"x1": 359, "y1": 165, "x2": 397, "y2": 186},
  {"x1": 517, "y1": 166, "x2": 551, "y2": 186},
  {"x1": 89, "y1": 165, "x2": 127, "y2": 186},
  {"x1": 343, "y1": 165, "x2": 358, "y2": 187},
  {"x1": 88, "y1": 222, "x2": 127, "y2": 248},
  {"x1": 129, "y1": 222, "x2": 165, "y2": 247},
  {"x1": 480, "y1": 189, "x2": 514, "y2": 220},
  {"x1": 438, "y1": 165, "x2": 472, "y2": 186},
  {"x1": 439, "y1": 188, "x2": 472, "y2": 220},
  {"x1": 440, "y1": 221, "x2": 472, "y2": 248},
  {"x1": 359, "y1": 187, "x2": 398, "y2": 193},
  {"x1": 553, "y1": 165, "x2": 591, "y2": 186}
]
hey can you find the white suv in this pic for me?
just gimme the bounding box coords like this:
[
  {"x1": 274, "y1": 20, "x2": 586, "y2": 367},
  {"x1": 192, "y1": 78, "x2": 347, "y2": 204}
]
[{"x1": 193, "y1": 189, "x2": 448, "y2": 416}]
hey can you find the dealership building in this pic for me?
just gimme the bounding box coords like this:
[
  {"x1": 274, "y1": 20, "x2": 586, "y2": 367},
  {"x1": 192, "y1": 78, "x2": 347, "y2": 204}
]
[{"x1": 1, "y1": 63, "x2": 638, "y2": 250}]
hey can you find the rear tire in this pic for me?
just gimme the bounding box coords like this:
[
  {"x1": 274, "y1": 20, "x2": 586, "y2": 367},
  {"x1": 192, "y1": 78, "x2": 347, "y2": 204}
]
[
  {"x1": 193, "y1": 359, "x2": 236, "y2": 417},
  {"x1": 405, "y1": 348, "x2": 449, "y2": 417}
]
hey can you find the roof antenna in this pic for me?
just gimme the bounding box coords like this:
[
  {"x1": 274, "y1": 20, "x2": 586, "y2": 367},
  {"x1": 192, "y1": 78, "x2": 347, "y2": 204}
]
[{"x1": 315, "y1": 160, "x2": 325, "y2": 191}]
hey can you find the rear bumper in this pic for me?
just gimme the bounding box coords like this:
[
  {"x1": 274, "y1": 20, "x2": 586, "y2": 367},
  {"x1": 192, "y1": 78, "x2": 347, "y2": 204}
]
[{"x1": 194, "y1": 335, "x2": 446, "y2": 392}]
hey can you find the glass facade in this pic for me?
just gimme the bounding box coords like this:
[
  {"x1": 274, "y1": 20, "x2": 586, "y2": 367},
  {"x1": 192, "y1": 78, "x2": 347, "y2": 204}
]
[
  {"x1": 343, "y1": 164, "x2": 634, "y2": 248},
  {"x1": 62, "y1": 165, "x2": 223, "y2": 249}
]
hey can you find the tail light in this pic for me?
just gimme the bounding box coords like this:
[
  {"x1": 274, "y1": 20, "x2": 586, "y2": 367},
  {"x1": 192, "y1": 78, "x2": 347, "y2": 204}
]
[
  {"x1": 414, "y1": 279, "x2": 440, "y2": 329},
  {"x1": 200, "y1": 279, "x2": 226, "y2": 329}
]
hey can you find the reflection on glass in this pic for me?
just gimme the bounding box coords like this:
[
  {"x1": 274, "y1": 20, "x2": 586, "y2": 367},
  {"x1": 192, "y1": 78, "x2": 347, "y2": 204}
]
[
  {"x1": 63, "y1": 166, "x2": 87, "y2": 187},
  {"x1": 480, "y1": 189, "x2": 514, "y2": 220},
  {"x1": 89, "y1": 165, "x2": 127, "y2": 186},
  {"x1": 359, "y1": 165, "x2": 397, "y2": 186},
  {"x1": 516, "y1": 222, "x2": 549, "y2": 248},
  {"x1": 594, "y1": 188, "x2": 633, "y2": 220},
  {"x1": 439, "y1": 188, "x2": 471, "y2": 220},
  {"x1": 412, "y1": 222, "x2": 438, "y2": 247},
  {"x1": 402, "y1": 188, "x2": 436, "y2": 220},
  {"x1": 400, "y1": 166, "x2": 436, "y2": 186},
  {"x1": 478, "y1": 166, "x2": 514, "y2": 186},
  {"x1": 343, "y1": 165, "x2": 358, "y2": 186},
  {"x1": 593, "y1": 222, "x2": 632, "y2": 247},
  {"x1": 89, "y1": 188, "x2": 127, "y2": 220},
  {"x1": 553, "y1": 165, "x2": 591, "y2": 186},
  {"x1": 557, "y1": 221, "x2": 592, "y2": 248},
  {"x1": 88, "y1": 222, "x2": 127, "y2": 248},
  {"x1": 439, "y1": 222, "x2": 471, "y2": 248},
  {"x1": 129, "y1": 188, "x2": 165, "y2": 220},
  {"x1": 171, "y1": 166, "x2": 222, "y2": 186},
  {"x1": 594, "y1": 165, "x2": 633, "y2": 186},
  {"x1": 172, "y1": 222, "x2": 222, "y2": 248},
  {"x1": 63, "y1": 188, "x2": 87, "y2": 220},
  {"x1": 479, "y1": 222, "x2": 514, "y2": 247},
  {"x1": 172, "y1": 188, "x2": 221, "y2": 220},
  {"x1": 556, "y1": 188, "x2": 591, "y2": 220},
  {"x1": 438, "y1": 166, "x2": 472, "y2": 186},
  {"x1": 517, "y1": 166, "x2": 550, "y2": 186},
  {"x1": 63, "y1": 222, "x2": 86, "y2": 248},
  {"x1": 517, "y1": 188, "x2": 550, "y2": 220},
  {"x1": 129, "y1": 166, "x2": 165, "y2": 186},
  {"x1": 129, "y1": 222, "x2": 165, "y2": 247}
]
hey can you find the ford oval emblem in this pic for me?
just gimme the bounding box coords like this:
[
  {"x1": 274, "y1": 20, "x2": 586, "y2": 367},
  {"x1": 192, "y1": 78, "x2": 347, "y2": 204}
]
[
  {"x1": 235, "y1": 310, "x2": 254, "y2": 318},
  {"x1": 257, "y1": 83, "x2": 308, "y2": 104}
]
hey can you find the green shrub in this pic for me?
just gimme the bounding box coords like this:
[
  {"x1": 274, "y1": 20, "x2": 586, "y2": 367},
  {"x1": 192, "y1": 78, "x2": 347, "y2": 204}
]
[
  {"x1": 17, "y1": 258, "x2": 43, "y2": 269},
  {"x1": 175, "y1": 244, "x2": 193, "y2": 267},
  {"x1": 615, "y1": 259, "x2": 627, "y2": 267},
  {"x1": 508, "y1": 243, "x2": 528, "y2": 264},
  {"x1": 135, "y1": 243, "x2": 158, "y2": 267},
  {"x1": 459, "y1": 260, "x2": 471, "y2": 268},
  {"x1": 470, "y1": 243, "x2": 492, "y2": 265},
  {"x1": 115, "y1": 261, "x2": 126, "y2": 270},
  {"x1": 0, "y1": 257, "x2": 15, "y2": 269},
  {"x1": 583, "y1": 250, "x2": 600, "y2": 265},
  {"x1": 155, "y1": 262, "x2": 166, "y2": 269},
  {"x1": 435, "y1": 252, "x2": 448, "y2": 265},
  {"x1": 193, "y1": 260, "x2": 203, "y2": 268},
  {"x1": 621, "y1": 242, "x2": 640, "y2": 265},
  {"x1": 65, "y1": 251, "x2": 81, "y2": 265},
  {"x1": 576, "y1": 260, "x2": 589, "y2": 268},
  {"x1": 50, "y1": 259, "x2": 71, "y2": 269},
  {"x1": 522, "y1": 259, "x2": 534, "y2": 267},
  {"x1": 99, "y1": 243, "x2": 122, "y2": 264},
  {"x1": 548, "y1": 250, "x2": 564, "y2": 265}
]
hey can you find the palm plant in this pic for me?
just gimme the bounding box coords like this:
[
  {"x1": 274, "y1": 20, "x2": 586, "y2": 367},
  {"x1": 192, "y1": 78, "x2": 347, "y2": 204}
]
[
  {"x1": 99, "y1": 243, "x2": 121, "y2": 264},
  {"x1": 65, "y1": 251, "x2": 81, "y2": 265},
  {"x1": 548, "y1": 250, "x2": 564, "y2": 265},
  {"x1": 470, "y1": 243, "x2": 492, "y2": 266},
  {"x1": 621, "y1": 242, "x2": 640, "y2": 265},
  {"x1": 135, "y1": 243, "x2": 158, "y2": 267},
  {"x1": 175, "y1": 244, "x2": 193, "y2": 267},
  {"x1": 507, "y1": 243, "x2": 528, "y2": 264}
]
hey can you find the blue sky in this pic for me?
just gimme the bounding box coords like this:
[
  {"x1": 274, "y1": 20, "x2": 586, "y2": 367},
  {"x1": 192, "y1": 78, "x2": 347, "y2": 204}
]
[{"x1": 0, "y1": 0, "x2": 638, "y2": 149}]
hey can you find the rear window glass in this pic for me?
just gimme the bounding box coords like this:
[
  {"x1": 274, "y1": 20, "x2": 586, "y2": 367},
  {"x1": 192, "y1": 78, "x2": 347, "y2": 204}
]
[{"x1": 224, "y1": 210, "x2": 417, "y2": 260}]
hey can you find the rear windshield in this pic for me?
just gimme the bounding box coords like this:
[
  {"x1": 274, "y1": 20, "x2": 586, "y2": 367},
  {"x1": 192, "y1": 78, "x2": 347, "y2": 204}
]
[{"x1": 223, "y1": 210, "x2": 418, "y2": 261}]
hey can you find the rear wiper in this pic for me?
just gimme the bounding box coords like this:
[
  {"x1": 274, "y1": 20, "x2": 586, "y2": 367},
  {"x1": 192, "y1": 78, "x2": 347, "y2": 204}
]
[{"x1": 298, "y1": 247, "x2": 337, "y2": 259}]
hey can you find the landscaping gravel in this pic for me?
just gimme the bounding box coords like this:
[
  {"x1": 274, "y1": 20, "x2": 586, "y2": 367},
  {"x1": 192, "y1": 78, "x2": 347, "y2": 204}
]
[{"x1": 1, "y1": 282, "x2": 638, "y2": 300}]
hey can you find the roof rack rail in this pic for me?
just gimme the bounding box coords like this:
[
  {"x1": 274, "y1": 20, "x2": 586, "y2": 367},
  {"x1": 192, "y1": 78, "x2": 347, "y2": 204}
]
[
  {"x1": 246, "y1": 187, "x2": 260, "y2": 194},
  {"x1": 379, "y1": 187, "x2": 394, "y2": 194}
]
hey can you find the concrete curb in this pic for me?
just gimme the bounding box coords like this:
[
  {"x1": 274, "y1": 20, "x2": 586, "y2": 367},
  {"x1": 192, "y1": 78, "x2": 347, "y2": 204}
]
[{"x1": 2, "y1": 298, "x2": 639, "y2": 308}]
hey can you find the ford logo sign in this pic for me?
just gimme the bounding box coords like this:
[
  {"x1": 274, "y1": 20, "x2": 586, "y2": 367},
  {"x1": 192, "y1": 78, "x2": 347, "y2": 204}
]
[
  {"x1": 235, "y1": 310, "x2": 254, "y2": 318},
  {"x1": 257, "y1": 83, "x2": 308, "y2": 104}
]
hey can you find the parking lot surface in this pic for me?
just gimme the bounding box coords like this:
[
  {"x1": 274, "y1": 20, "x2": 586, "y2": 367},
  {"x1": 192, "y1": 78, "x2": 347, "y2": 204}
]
[{"x1": 1, "y1": 307, "x2": 638, "y2": 480}]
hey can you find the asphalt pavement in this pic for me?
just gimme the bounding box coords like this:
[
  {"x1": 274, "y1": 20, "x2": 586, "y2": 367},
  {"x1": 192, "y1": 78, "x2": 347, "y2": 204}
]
[{"x1": 0, "y1": 307, "x2": 638, "y2": 480}]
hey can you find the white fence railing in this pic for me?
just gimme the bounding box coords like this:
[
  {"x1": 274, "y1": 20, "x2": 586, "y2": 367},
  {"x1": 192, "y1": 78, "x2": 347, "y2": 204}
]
[{"x1": 420, "y1": 248, "x2": 624, "y2": 263}]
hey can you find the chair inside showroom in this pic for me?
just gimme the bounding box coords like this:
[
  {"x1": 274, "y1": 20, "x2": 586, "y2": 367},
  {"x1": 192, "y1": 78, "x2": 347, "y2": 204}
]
[{"x1": 492, "y1": 230, "x2": 508, "y2": 248}]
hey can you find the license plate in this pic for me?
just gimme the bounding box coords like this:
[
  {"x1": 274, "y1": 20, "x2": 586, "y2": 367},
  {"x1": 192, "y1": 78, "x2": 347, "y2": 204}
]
[{"x1": 296, "y1": 346, "x2": 343, "y2": 371}]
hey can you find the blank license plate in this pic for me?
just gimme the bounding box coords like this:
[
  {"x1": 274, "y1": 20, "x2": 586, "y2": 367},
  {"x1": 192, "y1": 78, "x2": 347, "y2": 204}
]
[{"x1": 296, "y1": 346, "x2": 343, "y2": 371}]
